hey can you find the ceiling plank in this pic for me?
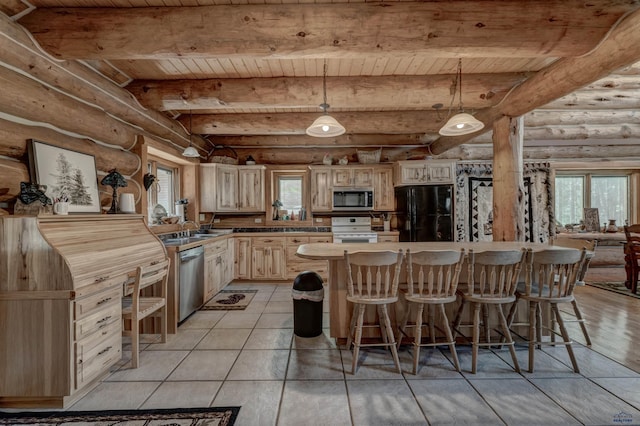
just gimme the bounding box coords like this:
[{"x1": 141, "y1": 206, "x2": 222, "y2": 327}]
[
  {"x1": 525, "y1": 109, "x2": 640, "y2": 126},
  {"x1": 18, "y1": 2, "x2": 635, "y2": 60},
  {"x1": 429, "y1": 8, "x2": 640, "y2": 155}
]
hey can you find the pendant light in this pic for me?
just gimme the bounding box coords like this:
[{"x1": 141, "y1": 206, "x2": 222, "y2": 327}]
[
  {"x1": 182, "y1": 111, "x2": 200, "y2": 157},
  {"x1": 439, "y1": 59, "x2": 484, "y2": 136},
  {"x1": 306, "y1": 61, "x2": 346, "y2": 137}
]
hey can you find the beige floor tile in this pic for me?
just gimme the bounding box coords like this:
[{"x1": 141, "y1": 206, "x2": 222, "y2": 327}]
[
  {"x1": 347, "y1": 379, "x2": 427, "y2": 425},
  {"x1": 213, "y1": 380, "x2": 283, "y2": 425},
  {"x1": 146, "y1": 328, "x2": 209, "y2": 351},
  {"x1": 409, "y1": 379, "x2": 504, "y2": 425},
  {"x1": 242, "y1": 300, "x2": 268, "y2": 313},
  {"x1": 287, "y1": 349, "x2": 344, "y2": 380},
  {"x1": 264, "y1": 300, "x2": 294, "y2": 313},
  {"x1": 69, "y1": 382, "x2": 161, "y2": 411},
  {"x1": 244, "y1": 328, "x2": 293, "y2": 350},
  {"x1": 494, "y1": 346, "x2": 580, "y2": 378},
  {"x1": 292, "y1": 329, "x2": 337, "y2": 349},
  {"x1": 227, "y1": 349, "x2": 289, "y2": 380},
  {"x1": 454, "y1": 348, "x2": 522, "y2": 378},
  {"x1": 278, "y1": 380, "x2": 351, "y2": 426},
  {"x1": 214, "y1": 312, "x2": 261, "y2": 329},
  {"x1": 399, "y1": 347, "x2": 463, "y2": 378},
  {"x1": 542, "y1": 345, "x2": 640, "y2": 378},
  {"x1": 470, "y1": 378, "x2": 581, "y2": 425},
  {"x1": 106, "y1": 350, "x2": 189, "y2": 381},
  {"x1": 179, "y1": 310, "x2": 226, "y2": 329},
  {"x1": 269, "y1": 292, "x2": 292, "y2": 302},
  {"x1": 256, "y1": 313, "x2": 294, "y2": 328},
  {"x1": 593, "y1": 377, "x2": 640, "y2": 408},
  {"x1": 140, "y1": 381, "x2": 223, "y2": 409},
  {"x1": 196, "y1": 328, "x2": 252, "y2": 350},
  {"x1": 167, "y1": 350, "x2": 239, "y2": 381},
  {"x1": 341, "y1": 348, "x2": 405, "y2": 379}
]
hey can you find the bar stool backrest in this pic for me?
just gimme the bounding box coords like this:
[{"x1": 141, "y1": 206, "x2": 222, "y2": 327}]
[
  {"x1": 466, "y1": 249, "x2": 528, "y2": 298},
  {"x1": 405, "y1": 249, "x2": 465, "y2": 299},
  {"x1": 344, "y1": 250, "x2": 404, "y2": 299},
  {"x1": 525, "y1": 248, "x2": 587, "y2": 298}
]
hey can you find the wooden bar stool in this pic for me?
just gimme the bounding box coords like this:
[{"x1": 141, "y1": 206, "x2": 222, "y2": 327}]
[
  {"x1": 453, "y1": 249, "x2": 528, "y2": 374},
  {"x1": 344, "y1": 250, "x2": 404, "y2": 374},
  {"x1": 397, "y1": 249, "x2": 465, "y2": 374},
  {"x1": 122, "y1": 259, "x2": 170, "y2": 368},
  {"x1": 510, "y1": 248, "x2": 587, "y2": 373}
]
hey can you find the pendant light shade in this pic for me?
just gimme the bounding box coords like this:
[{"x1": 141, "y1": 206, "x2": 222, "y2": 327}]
[
  {"x1": 306, "y1": 61, "x2": 345, "y2": 137},
  {"x1": 306, "y1": 114, "x2": 346, "y2": 137},
  {"x1": 439, "y1": 59, "x2": 484, "y2": 136},
  {"x1": 182, "y1": 111, "x2": 200, "y2": 157},
  {"x1": 439, "y1": 112, "x2": 485, "y2": 136}
]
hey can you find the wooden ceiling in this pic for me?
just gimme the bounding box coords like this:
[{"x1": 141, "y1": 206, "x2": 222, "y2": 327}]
[{"x1": 7, "y1": 0, "x2": 640, "y2": 159}]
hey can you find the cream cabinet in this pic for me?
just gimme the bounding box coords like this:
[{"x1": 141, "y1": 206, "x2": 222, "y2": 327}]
[
  {"x1": 394, "y1": 160, "x2": 456, "y2": 186},
  {"x1": 373, "y1": 165, "x2": 394, "y2": 211},
  {"x1": 309, "y1": 166, "x2": 332, "y2": 212},
  {"x1": 332, "y1": 167, "x2": 373, "y2": 187},
  {"x1": 234, "y1": 237, "x2": 252, "y2": 280},
  {"x1": 200, "y1": 164, "x2": 265, "y2": 212},
  {"x1": 251, "y1": 236, "x2": 286, "y2": 280}
]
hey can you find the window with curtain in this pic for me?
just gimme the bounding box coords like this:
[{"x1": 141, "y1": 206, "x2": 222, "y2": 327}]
[{"x1": 147, "y1": 160, "x2": 179, "y2": 220}]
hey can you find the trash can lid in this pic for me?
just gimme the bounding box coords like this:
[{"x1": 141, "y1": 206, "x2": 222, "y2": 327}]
[{"x1": 293, "y1": 271, "x2": 323, "y2": 291}]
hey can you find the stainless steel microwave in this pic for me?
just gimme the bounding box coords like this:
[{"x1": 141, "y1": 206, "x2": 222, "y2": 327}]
[{"x1": 332, "y1": 188, "x2": 374, "y2": 211}]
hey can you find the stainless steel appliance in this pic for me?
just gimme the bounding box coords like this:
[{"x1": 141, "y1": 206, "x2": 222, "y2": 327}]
[
  {"x1": 332, "y1": 188, "x2": 374, "y2": 211},
  {"x1": 178, "y1": 246, "x2": 204, "y2": 322},
  {"x1": 395, "y1": 185, "x2": 453, "y2": 242},
  {"x1": 332, "y1": 217, "x2": 378, "y2": 243}
]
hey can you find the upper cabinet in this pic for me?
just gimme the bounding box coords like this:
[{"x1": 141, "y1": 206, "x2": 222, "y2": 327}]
[
  {"x1": 394, "y1": 160, "x2": 456, "y2": 186},
  {"x1": 332, "y1": 167, "x2": 374, "y2": 187},
  {"x1": 200, "y1": 164, "x2": 265, "y2": 212},
  {"x1": 373, "y1": 165, "x2": 394, "y2": 211},
  {"x1": 309, "y1": 166, "x2": 332, "y2": 212}
]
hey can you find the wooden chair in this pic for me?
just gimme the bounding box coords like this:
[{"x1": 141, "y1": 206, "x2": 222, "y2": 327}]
[
  {"x1": 550, "y1": 238, "x2": 597, "y2": 345},
  {"x1": 623, "y1": 224, "x2": 640, "y2": 294},
  {"x1": 515, "y1": 248, "x2": 587, "y2": 373},
  {"x1": 453, "y1": 249, "x2": 528, "y2": 374},
  {"x1": 344, "y1": 250, "x2": 404, "y2": 374},
  {"x1": 122, "y1": 259, "x2": 170, "y2": 368},
  {"x1": 397, "y1": 249, "x2": 465, "y2": 374}
]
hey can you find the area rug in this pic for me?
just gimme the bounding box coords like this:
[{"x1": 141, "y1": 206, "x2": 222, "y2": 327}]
[
  {"x1": 201, "y1": 290, "x2": 258, "y2": 310},
  {"x1": 0, "y1": 406, "x2": 240, "y2": 425},
  {"x1": 586, "y1": 281, "x2": 640, "y2": 299}
]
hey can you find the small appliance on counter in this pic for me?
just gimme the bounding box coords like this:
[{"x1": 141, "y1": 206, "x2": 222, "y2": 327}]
[{"x1": 175, "y1": 198, "x2": 189, "y2": 222}]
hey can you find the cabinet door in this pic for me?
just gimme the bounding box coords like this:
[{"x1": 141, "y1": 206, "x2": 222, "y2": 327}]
[
  {"x1": 332, "y1": 168, "x2": 352, "y2": 186},
  {"x1": 216, "y1": 165, "x2": 238, "y2": 211},
  {"x1": 251, "y1": 237, "x2": 285, "y2": 279},
  {"x1": 310, "y1": 168, "x2": 332, "y2": 212},
  {"x1": 238, "y1": 167, "x2": 265, "y2": 212},
  {"x1": 373, "y1": 167, "x2": 394, "y2": 211},
  {"x1": 353, "y1": 168, "x2": 374, "y2": 187},
  {"x1": 235, "y1": 237, "x2": 251, "y2": 280},
  {"x1": 204, "y1": 254, "x2": 217, "y2": 303},
  {"x1": 251, "y1": 246, "x2": 269, "y2": 279},
  {"x1": 427, "y1": 163, "x2": 455, "y2": 184},
  {"x1": 199, "y1": 165, "x2": 217, "y2": 212},
  {"x1": 268, "y1": 245, "x2": 286, "y2": 279},
  {"x1": 224, "y1": 239, "x2": 235, "y2": 286},
  {"x1": 399, "y1": 162, "x2": 428, "y2": 184}
]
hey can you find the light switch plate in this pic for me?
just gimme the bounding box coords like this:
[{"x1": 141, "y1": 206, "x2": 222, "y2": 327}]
[
  {"x1": 255, "y1": 218, "x2": 262, "y2": 223},
  {"x1": 199, "y1": 213, "x2": 205, "y2": 221},
  {"x1": 315, "y1": 218, "x2": 323, "y2": 223},
  {"x1": 214, "y1": 218, "x2": 221, "y2": 223}
]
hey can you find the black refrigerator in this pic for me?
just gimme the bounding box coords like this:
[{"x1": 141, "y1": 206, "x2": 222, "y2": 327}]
[{"x1": 395, "y1": 185, "x2": 453, "y2": 242}]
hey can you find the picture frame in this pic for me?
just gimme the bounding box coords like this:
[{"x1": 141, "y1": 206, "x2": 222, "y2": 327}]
[
  {"x1": 583, "y1": 208, "x2": 600, "y2": 232},
  {"x1": 28, "y1": 139, "x2": 101, "y2": 213}
]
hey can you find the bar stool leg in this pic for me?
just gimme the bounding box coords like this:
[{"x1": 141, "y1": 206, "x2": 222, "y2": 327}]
[
  {"x1": 351, "y1": 304, "x2": 366, "y2": 374},
  {"x1": 439, "y1": 303, "x2": 460, "y2": 372},
  {"x1": 528, "y1": 301, "x2": 537, "y2": 373},
  {"x1": 497, "y1": 304, "x2": 520, "y2": 373},
  {"x1": 571, "y1": 300, "x2": 592, "y2": 346},
  {"x1": 472, "y1": 302, "x2": 481, "y2": 374},
  {"x1": 413, "y1": 304, "x2": 425, "y2": 374},
  {"x1": 380, "y1": 304, "x2": 402, "y2": 373},
  {"x1": 552, "y1": 303, "x2": 580, "y2": 374}
]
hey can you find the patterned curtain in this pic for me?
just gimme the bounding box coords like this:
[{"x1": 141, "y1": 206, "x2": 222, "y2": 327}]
[{"x1": 454, "y1": 162, "x2": 552, "y2": 243}]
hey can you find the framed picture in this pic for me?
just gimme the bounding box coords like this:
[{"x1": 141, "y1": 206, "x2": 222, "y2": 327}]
[
  {"x1": 28, "y1": 139, "x2": 101, "y2": 213},
  {"x1": 583, "y1": 208, "x2": 600, "y2": 232}
]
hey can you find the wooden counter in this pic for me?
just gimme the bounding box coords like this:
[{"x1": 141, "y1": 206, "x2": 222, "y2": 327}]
[{"x1": 297, "y1": 241, "x2": 574, "y2": 340}]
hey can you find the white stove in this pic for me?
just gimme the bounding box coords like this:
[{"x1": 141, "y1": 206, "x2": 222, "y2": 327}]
[{"x1": 332, "y1": 217, "x2": 378, "y2": 243}]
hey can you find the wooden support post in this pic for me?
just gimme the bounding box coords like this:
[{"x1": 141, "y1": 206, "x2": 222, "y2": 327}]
[{"x1": 492, "y1": 116, "x2": 525, "y2": 241}]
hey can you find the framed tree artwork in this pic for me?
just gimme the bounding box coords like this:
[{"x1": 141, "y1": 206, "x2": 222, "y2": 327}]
[
  {"x1": 28, "y1": 139, "x2": 101, "y2": 213},
  {"x1": 583, "y1": 208, "x2": 600, "y2": 232}
]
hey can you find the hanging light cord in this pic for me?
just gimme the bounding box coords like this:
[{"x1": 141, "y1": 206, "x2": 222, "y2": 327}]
[
  {"x1": 457, "y1": 58, "x2": 463, "y2": 112},
  {"x1": 189, "y1": 110, "x2": 193, "y2": 147},
  {"x1": 321, "y1": 61, "x2": 329, "y2": 114}
]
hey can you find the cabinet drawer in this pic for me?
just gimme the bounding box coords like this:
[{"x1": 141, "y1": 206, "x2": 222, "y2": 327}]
[
  {"x1": 204, "y1": 239, "x2": 227, "y2": 255},
  {"x1": 378, "y1": 236, "x2": 399, "y2": 242},
  {"x1": 75, "y1": 286, "x2": 121, "y2": 320},
  {"x1": 309, "y1": 235, "x2": 332, "y2": 243},
  {"x1": 252, "y1": 236, "x2": 284, "y2": 246},
  {"x1": 286, "y1": 261, "x2": 328, "y2": 279},
  {"x1": 75, "y1": 303, "x2": 121, "y2": 341},
  {"x1": 286, "y1": 236, "x2": 309, "y2": 245},
  {"x1": 75, "y1": 273, "x2": 129, "y2": 299},
  {"x1": 75, "y1": 330, "x2": 121, "y2": 389}
]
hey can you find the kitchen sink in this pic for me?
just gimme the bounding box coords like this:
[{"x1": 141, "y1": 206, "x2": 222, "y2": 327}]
[{"x1": 164, "y1": 237, "x2": 191, "y2": 245}]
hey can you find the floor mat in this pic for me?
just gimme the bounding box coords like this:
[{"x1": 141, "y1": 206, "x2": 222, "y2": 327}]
[
  {"x1": 586, "y1": 281, "x2": 640, "y2": 299},
  {"x1": 201, "y1": 289, "x2": 258, "y2": 310}
]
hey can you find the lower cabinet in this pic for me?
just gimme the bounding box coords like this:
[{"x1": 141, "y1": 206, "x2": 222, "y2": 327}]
[
  {"x1": 204, "y1": 238, "x2": 234, "y2": 303},
  {"x1": 234, "y1": 237, "x2": 252, "y2": 280},
  {"x1": 285, "y1": 235, "x2": 331, "y2": 280},
  {"x1": 251, "y1": 236, "x2": 286, "y2": 279}
]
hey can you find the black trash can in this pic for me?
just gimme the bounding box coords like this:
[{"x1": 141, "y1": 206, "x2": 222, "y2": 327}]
[{"x1": 292, "y1": 271, "x2": 324, "y2": 337}]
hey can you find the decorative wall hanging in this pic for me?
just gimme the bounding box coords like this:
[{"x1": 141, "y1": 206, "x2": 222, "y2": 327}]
[{"x1": 28, "y1": 139, "x2": 100, "y2": 213}]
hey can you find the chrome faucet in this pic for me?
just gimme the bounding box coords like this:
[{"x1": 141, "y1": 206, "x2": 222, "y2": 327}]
[{"x1": 179, "y1": 220, "x2": 199, "y2": 237}]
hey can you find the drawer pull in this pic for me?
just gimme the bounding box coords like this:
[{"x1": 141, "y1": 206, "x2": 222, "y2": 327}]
[
  {"x1": 96, "y1": 297, "x2": 113, "y2": 306},
  {"x1": 293, "y1": 239, "x2": 301, "y2": 243},
  {"x1": 94, "y1": 276, "x2": 109, "y2": 283},
  {"x1": 97, "y1": 346, "x2": 112, "y2": 356},
  {"x1": 96, "y1": 315, "x2": 112, "y2": 325}
]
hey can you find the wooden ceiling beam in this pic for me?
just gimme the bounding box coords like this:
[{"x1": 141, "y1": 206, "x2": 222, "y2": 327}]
[
  {"x1": 429, "y1": 8, "x2": 640, "y2": 155},
  {"x1": 539, "y1": 89, "x2": 640, "y2": 110},
  {"x1": 210, "y1": 134, "x2": 436, "y2": 148},
  {"x1": 128, "y1": 74, "x2": 527, "y2": 112},
  {"x1": 18, "y1": 2, "x2": 634, "y2": 60},
  {"x1": 524, "y1": 109, "x2": 640, "y2": 126}
]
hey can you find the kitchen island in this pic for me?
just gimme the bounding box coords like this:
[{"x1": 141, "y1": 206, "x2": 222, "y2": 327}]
[{"x1": 296, "y1": 241, "x2": 577, "y2": 340}]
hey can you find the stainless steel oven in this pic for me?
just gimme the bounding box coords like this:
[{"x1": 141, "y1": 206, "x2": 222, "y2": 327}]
[{"x1": 332, "y1": 217, "x2": 378, "y2": 243}]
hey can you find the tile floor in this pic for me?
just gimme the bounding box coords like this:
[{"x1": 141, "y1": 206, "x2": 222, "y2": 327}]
[{"x1": 64, "y1": 282, "x2": 640, "y2": 425}]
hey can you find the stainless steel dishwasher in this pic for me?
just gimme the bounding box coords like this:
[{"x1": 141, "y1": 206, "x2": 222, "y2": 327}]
[{"x1": 178, "y1": 246, "x2": 204, "y2": 323}]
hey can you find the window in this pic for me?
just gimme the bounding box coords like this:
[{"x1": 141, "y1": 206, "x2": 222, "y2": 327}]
[
  {"x1": 148, "y1": 159, "x2": 180, "y2": 220},
  {"x1": 278, "y1": 176, "x2": 303, "y2": 213},
  {"x1": 269, "y1": 168, "x2": 309, "y2": 222},
  {"x1": 555, "y1": 172, "x2": 629, "y2": 227}
]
